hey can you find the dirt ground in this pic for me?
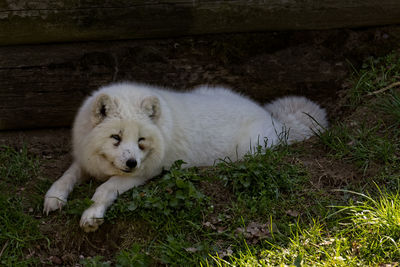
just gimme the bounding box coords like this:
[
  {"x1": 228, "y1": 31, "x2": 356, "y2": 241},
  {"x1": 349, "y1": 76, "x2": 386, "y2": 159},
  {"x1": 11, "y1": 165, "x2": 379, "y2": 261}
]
[{"x1": 1, "y1": 26, "x2": 400, "y2": 265}]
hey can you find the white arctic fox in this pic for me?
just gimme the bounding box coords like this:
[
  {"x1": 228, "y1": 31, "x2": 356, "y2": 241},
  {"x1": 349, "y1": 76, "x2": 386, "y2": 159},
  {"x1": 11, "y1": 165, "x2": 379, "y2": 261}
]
[{"x1": 44, "y1": 82, "x2": 328, "y2": 232}]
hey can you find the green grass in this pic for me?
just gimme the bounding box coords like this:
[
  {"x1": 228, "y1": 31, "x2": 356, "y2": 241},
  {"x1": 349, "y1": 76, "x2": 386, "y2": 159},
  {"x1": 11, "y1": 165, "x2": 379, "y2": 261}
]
[
  {"x1": 348, "y1": 52, "x2": 400, "y2": 106},
  {"x1": 101, "y1": 146, "x2": 307, "y2": 265},
  {"x1": 216, "y1": 144, "x2": 308, "y2": 214},
  {"x1": 105, "y1": 161, "x2": 214, "y2": 265},
  {"x1": 0, "y1": 147, "x2": 44, "y2": 266},
  {"x1": 0, "y1": 145, "x2": 39, "y2": 185},
  {"x1": 108, "y1": 160, "x2": 208, "y2": 220},
  {"x1": 0, "y1": 193, "x2": 44, "y2": 266},
  {"x1": 377, "y1": 91, "x2": 400, "y2": 128},
  {"x1": 316, "y1": 122, "x2": 397, "y2": 172},
  {"x1": 209, "y1": 188, "x2": 400, "y2": 266},
  {"x1": 337, "y1": 188, "x2": 400, "y2": 263}
]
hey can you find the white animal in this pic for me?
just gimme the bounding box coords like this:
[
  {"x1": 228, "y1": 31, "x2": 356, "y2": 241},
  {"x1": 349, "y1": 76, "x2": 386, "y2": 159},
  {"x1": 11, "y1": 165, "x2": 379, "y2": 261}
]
[{"x1": 43, "y1": 82, "x2": 328, "y2": 232}]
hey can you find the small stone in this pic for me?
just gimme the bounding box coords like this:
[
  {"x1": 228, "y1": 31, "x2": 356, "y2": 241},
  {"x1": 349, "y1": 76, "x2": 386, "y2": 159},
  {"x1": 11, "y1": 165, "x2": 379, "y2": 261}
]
[
  {"x1": 49, "y1": 255, "x2": 62, "y2": 265},
  {"x1": 185, "y1": 247, "x2": 198, "y2": 253}
]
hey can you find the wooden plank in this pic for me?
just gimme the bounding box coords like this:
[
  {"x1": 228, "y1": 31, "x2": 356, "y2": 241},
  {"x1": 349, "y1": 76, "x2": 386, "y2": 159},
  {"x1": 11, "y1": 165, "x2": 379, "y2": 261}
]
[
  {"x1": 1, "y1": 28, "x2": 399, "y2": 130},
  {"x1": 1, "y1": 0, "x2": 400, "y2": 46},
  {"x1": 0, "y1": 43, "x2": 115, "y2": 129}
]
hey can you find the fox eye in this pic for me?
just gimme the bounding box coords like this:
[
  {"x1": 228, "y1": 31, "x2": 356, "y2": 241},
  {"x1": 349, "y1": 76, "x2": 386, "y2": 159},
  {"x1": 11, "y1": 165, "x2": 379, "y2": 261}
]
[
  {"x1": 138, "y1": 137, "x2": 145, "y2": 150},
  {"x1": 111, "y1": 134, "x2": 121, "y2": 141},
  {"x1": 111, "y1": 134, "x2": 121, "y2": 145}
]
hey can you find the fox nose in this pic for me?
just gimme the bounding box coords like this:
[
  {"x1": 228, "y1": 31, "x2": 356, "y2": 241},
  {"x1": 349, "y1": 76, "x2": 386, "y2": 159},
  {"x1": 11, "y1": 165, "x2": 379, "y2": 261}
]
[{"x1": 126, "y1": 158, "x2": 137, "y2": 169}]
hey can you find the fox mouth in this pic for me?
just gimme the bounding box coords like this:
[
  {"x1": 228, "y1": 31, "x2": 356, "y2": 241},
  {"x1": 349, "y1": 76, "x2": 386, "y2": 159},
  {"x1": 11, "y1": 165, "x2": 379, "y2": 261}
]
[
  {"x1": 101, "y1": 154, "x2": 134, "y2": 174},
  {"x1": 114, "y1": 162, "x2": 136, "y2": 174}
]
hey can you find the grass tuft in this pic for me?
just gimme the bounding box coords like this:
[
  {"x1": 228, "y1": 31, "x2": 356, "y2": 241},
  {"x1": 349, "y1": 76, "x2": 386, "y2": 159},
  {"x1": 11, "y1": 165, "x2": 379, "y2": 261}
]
[
  {"x1": 208, "y1": 186, "x2": 400, "y2": 266},
  {"x1": 348, "y1": 52, "x2": 400, "y2": 106},
  {"x1": 116, "y1": 243, "x2": 151, "y2": 267},
  {"x1": 0, "y1": 146, "x2": 44, "y2": 265},
  {"x1": 377, "y1": 91, "x2": 400, "y2": 127},
  {"x1": 108, "y1": 160, "x2": 209, "y2": 223},
  {"x1": 106, "y1": 160, "x2": 213, "y2": 265},
  {"x1": 316, "y1": 122, "x2": 397, "y2": 172},
  {"x1": 0, "y1": 145, "x2": 39, "y2": 185},
  {"x1": 336, "y1": 188, "x2": 400, "y2": 263},
  {"x1": 216, "y1": 144, "x2": 307, "y2": 214},
  {"x1": 0, "y1": 193, "x2": 44, "y2": 266}
]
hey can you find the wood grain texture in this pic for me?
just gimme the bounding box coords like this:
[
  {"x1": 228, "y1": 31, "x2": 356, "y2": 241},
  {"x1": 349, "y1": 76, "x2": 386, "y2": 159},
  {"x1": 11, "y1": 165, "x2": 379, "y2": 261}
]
[
  {"x1": 1, "y1": 0, "x2": 400, "y2": 45},
  {"x1": 1, "y1": 28, "x2": 399, "y2": 130}
]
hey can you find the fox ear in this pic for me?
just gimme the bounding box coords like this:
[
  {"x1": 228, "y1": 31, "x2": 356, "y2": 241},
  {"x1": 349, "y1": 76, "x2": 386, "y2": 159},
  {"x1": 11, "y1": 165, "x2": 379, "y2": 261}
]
[
  {"x1": 141, "y1": 96, "x2": 160, "y2": 120},
  {"x1": 92, "y1": 94, "x2": 115, "y2": 125}
]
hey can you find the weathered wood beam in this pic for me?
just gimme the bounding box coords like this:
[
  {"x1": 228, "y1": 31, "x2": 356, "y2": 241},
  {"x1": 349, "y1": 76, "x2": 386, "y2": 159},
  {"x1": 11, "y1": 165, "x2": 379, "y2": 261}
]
[
  {"x1": 1, "y1": 28, "x2": 399, "y2": 130},
  {"x1": 1, "y1": 0, "x2": 400, "y2": 46}
]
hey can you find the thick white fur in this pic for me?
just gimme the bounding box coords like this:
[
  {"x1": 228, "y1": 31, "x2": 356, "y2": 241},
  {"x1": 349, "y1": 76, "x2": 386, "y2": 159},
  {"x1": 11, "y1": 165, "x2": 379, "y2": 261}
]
[{"x1": 44, "y1": 82, "x2": 328, "y2": 232}]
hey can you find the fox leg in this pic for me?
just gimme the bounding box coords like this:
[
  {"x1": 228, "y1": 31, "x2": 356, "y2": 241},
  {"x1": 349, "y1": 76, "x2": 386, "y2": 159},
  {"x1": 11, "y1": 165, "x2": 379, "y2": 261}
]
[
  {"x1": 79, "y1": 176, "x2": 147, "y2": 232},
  {"x1": 44, "y1": 162, "x2": 87, "y2": 214}
]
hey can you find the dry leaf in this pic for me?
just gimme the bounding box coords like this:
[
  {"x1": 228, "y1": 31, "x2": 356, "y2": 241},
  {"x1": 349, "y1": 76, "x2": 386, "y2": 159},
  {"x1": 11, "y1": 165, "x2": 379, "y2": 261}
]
[{"x1": 286, "y1": 209, "x2": 300, "y2": 217}]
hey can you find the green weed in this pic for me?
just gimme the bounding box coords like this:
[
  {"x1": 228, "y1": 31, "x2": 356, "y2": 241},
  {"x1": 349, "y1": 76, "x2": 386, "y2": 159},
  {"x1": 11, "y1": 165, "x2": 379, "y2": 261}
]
[
  {"x1": 116, "y1": 243, "x2": 151, "y2": 267},
  {"x1": 377, "y1": 91, "x2": 400, "y2": 127},
  {"x1": 208, "y1": 186, "x2": 400, "y2": 266},
  {"x1": 108, "y1": 160, "x2": 208, "y2": 223},
  {"x1": 217, "y1": 144, "x2": 308, "y2": 214},
  {"x1": 0, "y1": 192, "x2": 44, "y2": 266},
  {"x1": 0, "y1": 147, "x2": 44, "y2": 265},
  {"x1": 0, "y1": 145, "x2": 39, "y2": 185},
  {"x1": 348, "y1": 52, "x2": 400, "y2": 106},
  {"x1": 80, "y1": 255, "x2": 111, "y2": 267},
  {"x1": 106, "y1": 160, "x2": 213, "y2": 265},
  {"x1": 103, "y1": 144, "x2": 309, "y2": 265},
  {"x1": 66, "y1": 198, "x2": 94, "y2": 216},
  {"x1": 336, "y1": 188, "x2": 400, "y2": 263},
  {"x1": 316, "y1": 122, "x2": 397, "y2": 172}
]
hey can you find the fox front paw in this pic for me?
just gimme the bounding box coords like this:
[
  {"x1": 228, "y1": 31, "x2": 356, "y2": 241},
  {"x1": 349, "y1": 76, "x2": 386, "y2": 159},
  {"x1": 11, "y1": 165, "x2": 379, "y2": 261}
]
[
  {"x1": 43, "y1": 196, "x2": 67, "y2": 215},
  {"x1": 80, "y1": 206, "x2": 105, "y2": 232}
]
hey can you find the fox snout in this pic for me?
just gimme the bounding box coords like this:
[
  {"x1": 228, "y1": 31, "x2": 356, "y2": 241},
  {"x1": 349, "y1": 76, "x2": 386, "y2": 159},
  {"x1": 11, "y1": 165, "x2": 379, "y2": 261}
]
[{"x1": 126, "y1": 158, "x2": 137, "y2": 169}]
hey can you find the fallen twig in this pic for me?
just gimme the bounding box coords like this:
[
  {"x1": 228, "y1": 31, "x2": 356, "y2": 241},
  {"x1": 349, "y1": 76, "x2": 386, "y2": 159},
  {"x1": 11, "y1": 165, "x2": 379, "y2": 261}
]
[
  {"x1": 84, "y1": 236, "x2": 105, "y2": 251},
  {"x1": 367, "y1": 81, "x2": 400, "y2": 96},
  {"x1": 0, "y1": 240, "x2": 9, "y2": 258}
]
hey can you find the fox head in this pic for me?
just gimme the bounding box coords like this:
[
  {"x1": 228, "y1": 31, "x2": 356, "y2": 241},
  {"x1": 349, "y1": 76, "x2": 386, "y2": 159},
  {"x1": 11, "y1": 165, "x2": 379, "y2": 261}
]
[{"x1": 74, "y1": 92, "x2": 165, "y2": 179}]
